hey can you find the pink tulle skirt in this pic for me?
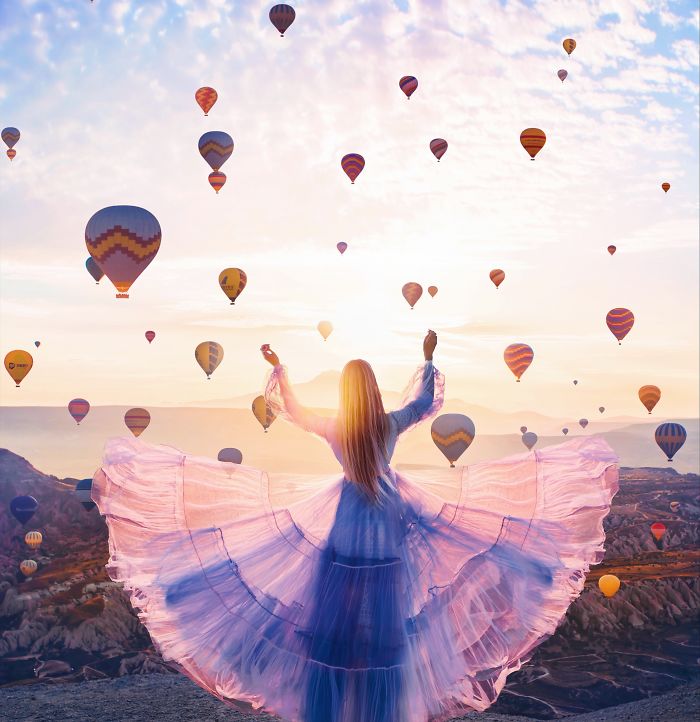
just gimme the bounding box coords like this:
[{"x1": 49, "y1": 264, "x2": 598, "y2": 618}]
[{"x1": 92, "y1": 436, "x2": 618, "y2": 722}]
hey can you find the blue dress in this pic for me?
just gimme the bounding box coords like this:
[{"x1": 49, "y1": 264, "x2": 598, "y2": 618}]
[{"x1": 92, "y1": 361, "x2": 619, "y2": 722}]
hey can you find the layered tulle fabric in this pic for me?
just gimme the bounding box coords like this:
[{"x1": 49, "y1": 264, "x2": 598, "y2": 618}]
[{"x1": 93, "y1": 434, "x2": 618, "y2": 722}]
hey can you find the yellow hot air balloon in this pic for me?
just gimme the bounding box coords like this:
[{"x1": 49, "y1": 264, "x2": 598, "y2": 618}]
[
  {"x1": 317, "y1": 321, "x2": 333, "y2": 341},
  {"x1": 638, "y1": 385, "x2": 661, "y2": 414},
  {"x1": 252, "y1": 395, "x2": 276, "y2": 432},
  {"x1": 195, "y1": 341, "x2": 224, "y2": 379},
  {"x1": 598, "y1": 574, "x2": 620, "y2": 598},
  {"x1": 25, "y1": 531, "x2": 43, "y2": 550},
  {"x1": 20, "y1": 559, "x2": 38, "y2": 577},
  {"x1": 4, "y1": 350, "x2": 33, "y2": 387},
  {"x1": 563, "y1": 38, "x2": 576, "y2": 56},
  {"x1": 218, "y1": 268, "x2": 247, "y2": 305}
]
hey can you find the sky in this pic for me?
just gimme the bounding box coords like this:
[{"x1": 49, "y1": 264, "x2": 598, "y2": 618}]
[{"x1": 0, "y1": 0, "x2": 698, "y2": 421}]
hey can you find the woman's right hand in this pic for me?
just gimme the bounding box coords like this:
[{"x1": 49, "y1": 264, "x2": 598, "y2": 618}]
[
  {"x1": 423, "y1": 330, "x2": 437, "y2": 361},
  {"x1": 260, "y1": 344, "x2": 280, "y2": 366}
]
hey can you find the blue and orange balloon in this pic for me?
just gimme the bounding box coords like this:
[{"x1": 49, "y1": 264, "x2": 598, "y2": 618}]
[
  {"x1": 341, "y1": 153, "x2": 365, "y2": 184},
  {"x1": 198, "y1": 131, "x2": 233, "y2": 171},
  {"x1": 2, "y1": 127, "x2": 20, "y2": 161},
  {"x1": 655, "y1": 423, "x2": 686, "y2": 462},
  {"x1": 431, "y1": 414, "x2": 476, "y2": 467},
  {"x1": 399, "y1": 76, "x2": 418, "y2": 99},
  {"x1": 85, "y1": 256, "x2": 104, "y2": 284}
]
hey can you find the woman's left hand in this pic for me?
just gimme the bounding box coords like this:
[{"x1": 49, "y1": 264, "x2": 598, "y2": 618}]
[{"x1": 260, "y1": 344, "x2": 280, "y2": 366}]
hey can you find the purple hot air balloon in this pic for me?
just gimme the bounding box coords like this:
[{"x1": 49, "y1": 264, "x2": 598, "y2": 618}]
[
  {"x1": 579, "y1": 418, "x2": 589, "y2": 429},
  {"x1": 522, "y1": 431, "x2": 538, "y2": 450},
  {"x1": 562, "y1": 427, "x2": 569, "y2": 435},
  {"x1": 68, "y1": 398, "x2": 90, "y2": 425},
  {"x1": 198, "y1": 131, "x2": 233, "y2": 171},
  {"x1": 519, "y1": 426, "x2": 527, "y2": 434},
  {"x1": 430, "y1": 138, "x2": 448, "y2": 161},
  {"x1": 606, "y1": 308, "x2": 635, "y2": 345},
  {"x1": 269, "y1": 4, "x2": 295, "y2": 37},
  {"x1": 337, "y1": 242, "x2": 348, "y2": 255},
  {"x1": 341, "y1": 153, "x2": 365, "y2": 184},
  {"x1": 557, "y1": 69, "x2": 568, "y2": 82},
  {"x1": 10, "y1": 495, "x2": 38, "y2": 525},
  {"x1": 85, "y1": 256, "x2": 104, "y2": 284},
  {"x1": 399, "y1": 75, "x2": 418, "y2": 99}
]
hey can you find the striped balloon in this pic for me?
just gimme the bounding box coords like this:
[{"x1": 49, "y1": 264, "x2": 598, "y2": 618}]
[
  {"x1": 429, "y1": 138, "x2": 448, "y2": 161},
  {"x1": 218, "y1": 448, "x2": 243, "y2": 464},
  {"x1": 579, "y1": 418, "x2": 588, "y2": 428},
  {"x1": 563, "y1": 38, "x2": 576, "y2": 55},
  {"x1": 661, "y1": 182, "x2": 670, "y2": 193},
  {"x1": 402, "y1": 282, "x2": 423, "y2": 309},
  {"x1": 75, "y1": 478, "x2": 96, "y2": 511},
  {"x1": 25, "y1": 531, "x2": 43, "y2": 550},
  {"x1": 607, "y1": 245, "x2": 616, "y2": 256},
  {"x1": 20, "y1": 560, "x2": 37, "y2": 577},
  {"x1": 252, "y1": 395, "x2": 276, "y2": 432},
  {"x1": 218, "y1": 268, "x2": 247, "y2": 304},
  {"x1": 341, "y1": 153, "x2": 365, "y2": 183},
  {"x1": 489, "y1": 269, "x2": 505, "y2": 288},
  {"x1": 125, "y1": 408, "x2": 151, "y2": 437},
  {"x1": 7, "y1": 148, "x2": 16, "y2": 160},
  {"x1": 522, "y1": 431, "x2": 538, "y2": 450},
  {"x1": 195, "y1": 86, "x2": 218, "y2": 116},
  {"x1": 638, "y1": 385, "x2": 661, "y2": 414},
  {"x1": 431, "y1": 414, "x2": 475, "y2": 467},
  {"x1": 195, "y1": 341, "x2": 224, "y2": 379},
  {"x1": 520, "y1": 128, "x2": 546, "y2": 160},
  {"x1": 85, "y1": 256, "x2": 104, "y2": 283},
  {"x1": 208, "y1": 171, "x2": 226, "y2": 193},
  {"x1": 399, "y1": 75, "x2": 418, "y2": 99},
  {"x1": 85, "y1": 206, "x2": 161, "y2": 298},
  {"x1": 198, "y1": 131, "x2": 233, "y2": 171},
  {"x1": 557, "y1": 69, "x2": 568, "y2": 82},
  {"x1": 503, "y1": 343, "x2": 534, "y2": 381},
  {"x1": 68, "y1": 398, "x2": 90, "y2": 425},
  {"x1": 2, "y1": 127, "x2": 20, "y2": 149},
  {"x1": 428, "y1": 286, "x2": 438, "y2": 298},
  {"x1": 606, "y1": 308, "x2": 634, "y2": 344},
  {"x1": 269, "y1": 4, "x2": 295, "y2": 36},
  {"x1": 655, "y1": 422, "x2": 686, "y2": 462},
  {"x1": 145, "y1": 330, "x2": 156, "y2": 344}
]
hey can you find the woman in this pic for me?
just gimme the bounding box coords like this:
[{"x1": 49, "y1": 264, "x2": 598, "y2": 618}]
[{"x1": 92, "y1": 330, "x2": 618, "y2": 722}]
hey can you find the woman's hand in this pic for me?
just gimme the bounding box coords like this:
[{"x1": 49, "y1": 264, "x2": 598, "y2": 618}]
[
  {"x1": 260, "y1": 344, "x2": 280, "y2": 366},
  {"x1": 423, "y1": 329, "x2": 437, "y2": 361}
]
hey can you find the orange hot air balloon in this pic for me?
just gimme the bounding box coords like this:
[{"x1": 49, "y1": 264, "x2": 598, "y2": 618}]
[
  {"x1": 252, "y1": 395, "x2": 276, "y2": 432},
  {"x1": 317, "y1": 320, "x2": 333, "y2": 340},
  {"x1": 650, "y1": 522, "x2": 666, "y2": 543},
  {"x1": 402, "y1": 282, "x2": 423, "y2": 309},
  {"x1": 638, "y1": 385, "x2": 661, "y2": 414},
  {"x1": 20, "y1": 560, "x2": 38, "y2": 577},
  {"x1": 218, "y1": 268, "x2": 247, "y2": 305},
  {"x1": 4, "y1": 350, "x2": 33, "y2": 387},
  {"x1": 504, "y1": 343, "x2": 534, "y2": 382},
  {"x1": 563, "y1": 38, "x2": 576, "y2": 56},
  {"x1": 208, "y1": 171, "x2": 226, "y2": 193},
  {"x1": 24, "y1": 531, "x2": 43, "y2": 549},
  {"x1": 520, "y1": 128, "x2": 546, "y2": 160},
  {"x1": 427, "y1": 286, "x2": 438, "y2": 297},
  {"x1": 661, "y1": 182, "x2": 670, "y2": 193},
  {"x1": 125, "y1": 408, "x2": 151, "y2": 437},
  {"x1": 195, "y1": 87, "x2": 218, "y2": 116},
  {"x1": 607, "y1": 245, "x2": 616, "y2": 255},
  {"x1": 489, "y1": 269, "x2": 505, "y2": 288},
  {"x1": 195, "y1": 341, "x2": 224, "y2": 379},
  {"x1": 68, "y1": 398, "x2": 90, "y2": 425},
  {"x1": 598, "y1": 574, "x2": 620, "y2": 598}
]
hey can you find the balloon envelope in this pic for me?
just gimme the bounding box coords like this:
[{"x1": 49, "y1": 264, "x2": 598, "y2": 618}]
[
  {"x1": 317, "y1": 320, "x2": 333, "y2": 340},
  {"x1": 520, "y1": 426, "x2": 527, "y2": 434},
  {"x1": 563, "y1": 38, "x2": 576, "y2": 55},
  {"x1": 650, "y1": 522, "x2": 666, "y2": 542},
  {"x1": 34, "y1": 341, "x2": 40, "y2": 348},
  {"x1": 269, "y1": 3, "x2": 295, "y2": 36},
  {"x1": 399, "y1": 76, "x2": 418, "y2": 99},
  {"x1": 85, "y1": 206, "x2": 161, "y2": 298},
  {"x1": 489, "y1": 269, "x2": 505, "y2": 288},
  {"x1": 20, "y1": 560, "x2": 38, "y2": 577},
  {"x1": 431, "y1": 414, "x2": 476, "y2": 467},
  {"x1": 661, "y1": 182, "x2": 670, "y2": 193},
  {"x1": 606, "y1": 308, "x2": 634, "y2": 344},
  {"x1": 598, "y1": 574, "x2": 620, "y2": 597},
  {"x1": 86, "y1": 256, "x2": 104, "y2": 283},
  {"x1": 218, "y1": 268, "x2": 247, "y2": 304},
  {"x1": 252, "y1": 395, "x2": 276, "y2": 431},
  {"x1": 562, "y1": 427, "x2": 569, "y2": 435},
  {"x1": 573, "y1": 380, "x2": 578, "y2": 385},
  {"x1": 195, "y1": 342, "x2": 224, "y2": 379},
  {"x1": 670, "y1": 501, "x2": 680, "y2": 512},
  {"x1": 68, "y1": 398, "x2": 90, "y2": 425},
  {"x1": 208, "y1": 171, "x2": 226, "y2": 193},
  {"x1": 145, "y1": 330, "x2": 156, "y2": 343},
  {"x1": 195, "y1": 87, "x2": 218, "y2": 115},
  {"x1": 337, "y1": 242, "x2": 347, "y2": 255},
  {"x1": 125, "y1": 408, "x2": 150, "y2": 437},
  {"x1": 522, "y1": 432, "x2": 538, "y2": 450},
  {"x1": 218, "y1": 448, "x2": 243, "y2": 464},
  {"x1": 4, "y1": 350, "x2": 33, "y2": 387},
  {"x1": 198, "y1": 131, "x2": 233, "y2": 171},
  {"x1": 504, "y1": 343, "x2": 533, "y2": 381},
  {"x1": 607, "y1": 245, "x2": 616, "y2": 256},
  {"x1": 427, "y1": 286, "x2": 438, "y2": 298},
  {"x1": 10, "y1": 495, "x2": 38, "y2": 525},
  {"x1": 599, "y1": 407, "x2": 605, "y2": 413},
  {"x1": 557, "y1": 69, "x2": 568, "y2": 82},
  {"x1": 402, "y1": 282, "x2": 423, "y2": 309},
  {"x1": 655, "y1": 422, "x2": 686, "y2": 461},
  {"x1": 2, "y1": 127, "x2": 20, "y2": 149},
  {"x1": 639, "y1": 385, "x2": 661, "y2": 414},
  {"x1": 429, "y1": 138, "x2": 448, "y2": 161},
  {"x1": 341, "y1": 153, "x2": 365, "y2": 183},
  {"x1": 76, "y1": 478, "x2": 96, "y2": 511},
  {"x1": 579, "y1": 418, "x2": 588, "y2": 428},
  {"x1": 25, "y1": 531, "x2": 43, "y2": 549},
  {"x1": 520, "y1": 128, "x2": 546, "y2": 160}
]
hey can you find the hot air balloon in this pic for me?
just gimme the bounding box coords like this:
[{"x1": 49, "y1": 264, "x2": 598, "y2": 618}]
[
  {"x1": 5, "y1": 350, "x2": 33, "y2": 387},
  {"x1": 68, "y1": 399, "x2": 90, "y2": 425},
  {"x1": 86, "y1": 256, "x2": 104, "y2": 284},
  {"x1": 337, "y1": 242, "x2": 347, "y2": 255},
  {"x1": 598, "y1": 574, "x2": 620, "y2": 598},
  {"x1": 195, "y1": 342, "x2": 224, "y2": 379},
  {"x1": 520, "y1": 426, "x2": 527, "y2": 434},
  {"x1": 655, "y1": 422, "x2": 686, "y2": 462},
  {"x1": 504, "y1": 343, "x2": 533, "y2": 382},
  {"x1": 218, "y1": 448, "x2": 243, "y2": 464},
  {"x1": 489, "y1": 269, "x2": 505, "y2": 289},
  {"x1": 402, "y1": 282, "x2": 423, "y2": 309},
  {"x1": 563, "y1": 38, "x2": 576, "y2": 56},
  {"x1": 650, "y1": 522, "x2": 666, "y2": 543},
  {"x1": 341, "y1": 153, "x2": 365, "y2": 184},
  {"x1": 522, "y1": 431, "x2": 538, "y2": 450},
  {"x1": 557, "y1": 69, "x2": 568, "y2": 82},
  {"x1": 269, "y1": 3, "x2": 295, "y2": 36},
  {"x1": 145, "y1": 331, "x2": 156, "y2": 344},
  {"x1": 2, "y1": 127, "x2": 20, "y2": 160},
  {"x1": 253, "y1": 395, "x2": 276, "y2": 432},
  {"x1": 195, "y1": 86, "x2": 218, "y2": 116},
  {"x1": 520, "y1": 128, "x2": 546, "y2": 160},
  {"x1": 25, "y1": 531, "x2": 42, "y2": 550},
  {"x1": 562, "y1": 427, "x2": 569, "y2": 435},
  {"x1": 75, "y1": 478, "x2": 96, "y2": 511},
  {"x1": 606, "y1": 308, "x2": 634, "y2": 345},
  {"x1": 579, "y1": 418, "x2": 588, "y2": 429},
  {"x1": 317, "y1": 321, "x2": 333, "y2": 341},
  {"x1": 599, "y1": 407, "x2": 605, "y2": 414},
  {"x1": 607, "y1": 245, "x2": 616, "y2": 256},
  {"x1": 208, "y1": 171, "x2": 226, "y2": 193},
  {"x1": 218, "y1": 268, "x2": 247, "y2": 305},
  {"x1": 661, "y1": 182, "x2": 670, "y2": 193},
  {"x1": 7, "y1": 149, "x2": 16, "y2": 160},
  {"x1": 670, "y1": 501, "x2": 680, "y2": 513},
  {"x1": 399, "y1": 76, "x2": 418, "y2": 99},
  {"x1": 10, "y1": 495, "x2": 38, "y2": 525},
  {"x1": 573, "y1": 380, "x2": 578, "y2": 386},
  {"x1": 639, "y1": 385, "x2": 661, "y2": 414},
  {"x1": 427, "y1": 286, "x2": 438, "y2": 298},
  {"x1": 429, "y1": 138, "x2": 448, "y2": 162},
  {"x1": 198, "y1": 131, "x2": 233, "y2": 171},
  {"x1": 20, "y1": 560, "x2": 38, "y2": 578},
  {"x1": 34, "y1": 341, "x2": 40, "y2": 348},
  {"x1": 431, "y1": 414, "x2": 476, "y2": 467},
  {"x1": 85, "y1": 206, "x2": 161, "y2": 299},
  {"x1": 125, "y1": 408, "x2": 150, "y2": 437}
]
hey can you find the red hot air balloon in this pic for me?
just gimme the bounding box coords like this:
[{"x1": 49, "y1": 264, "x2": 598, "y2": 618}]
[
  {"x1": 145, "y1": 331, "x2": 156, "y2": 344},
  {"x1": 341, "y1": 153, "x2": 365, "y2": 184},
  {"x1": 520, "y1": 128, "x2": 546, "y2": 160},
  {"x1": 661, "y1": 182, "x2": 670, "y2": 193},
  {"x1": 606, "y1": 308, "x2": 634, "y2": 345},
  {"x1": 504, "y1": 343, "x2": 533, "y2": 382},
  {"x1": 427, "y1": 286, "x2": 438, "y2": 297},
  {"x1": 7, "y1": 149, "x2": 16, "y2": 160},
  {"x1": 68, "y1": 398, "x2": 90, "y2": 425},
  {"x1": 337, "y1": 242, "x2": 347, "y2": 255},
  {"x1": 429, "y1": 138, "x2": 448, "y2": 161},
  {"x1": 125, "y1": 408, "x2": 150, "y2": 437},
  {"x1": 650, "y1": 522, "x2": 666, "y2": 543},
  {"x1": 269, "y1": 4, "x2": 295, "y2": 36},
  {"x1": 195, "y1": 87, "x2": 218, "y2": 116},
  {"x1": 399, "y1": 76, "x2": 418, "y2": 99},
  {"x1": 402, "y1": 282, "x2": 423, "y2": 309},
  {"x1": 557, "y1": 69, "x2": 568, "y2": 82},
  {"x1": 85, "y1": 206, "x2": 161, "y2": 299},
  {"x1": 208, "y1": 171, "x2": 226, "y2": 193},
  {"x1": 490, "y1": 269, "x2": 505, "y2": 289},
  {"x1": 607, "y1": 245, "x2": 616, "y2": 255}
]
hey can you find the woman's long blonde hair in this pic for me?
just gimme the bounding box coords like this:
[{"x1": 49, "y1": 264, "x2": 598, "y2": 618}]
[{"x1": 338, "y1": 360, "x2": 388, "y2": 503}]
